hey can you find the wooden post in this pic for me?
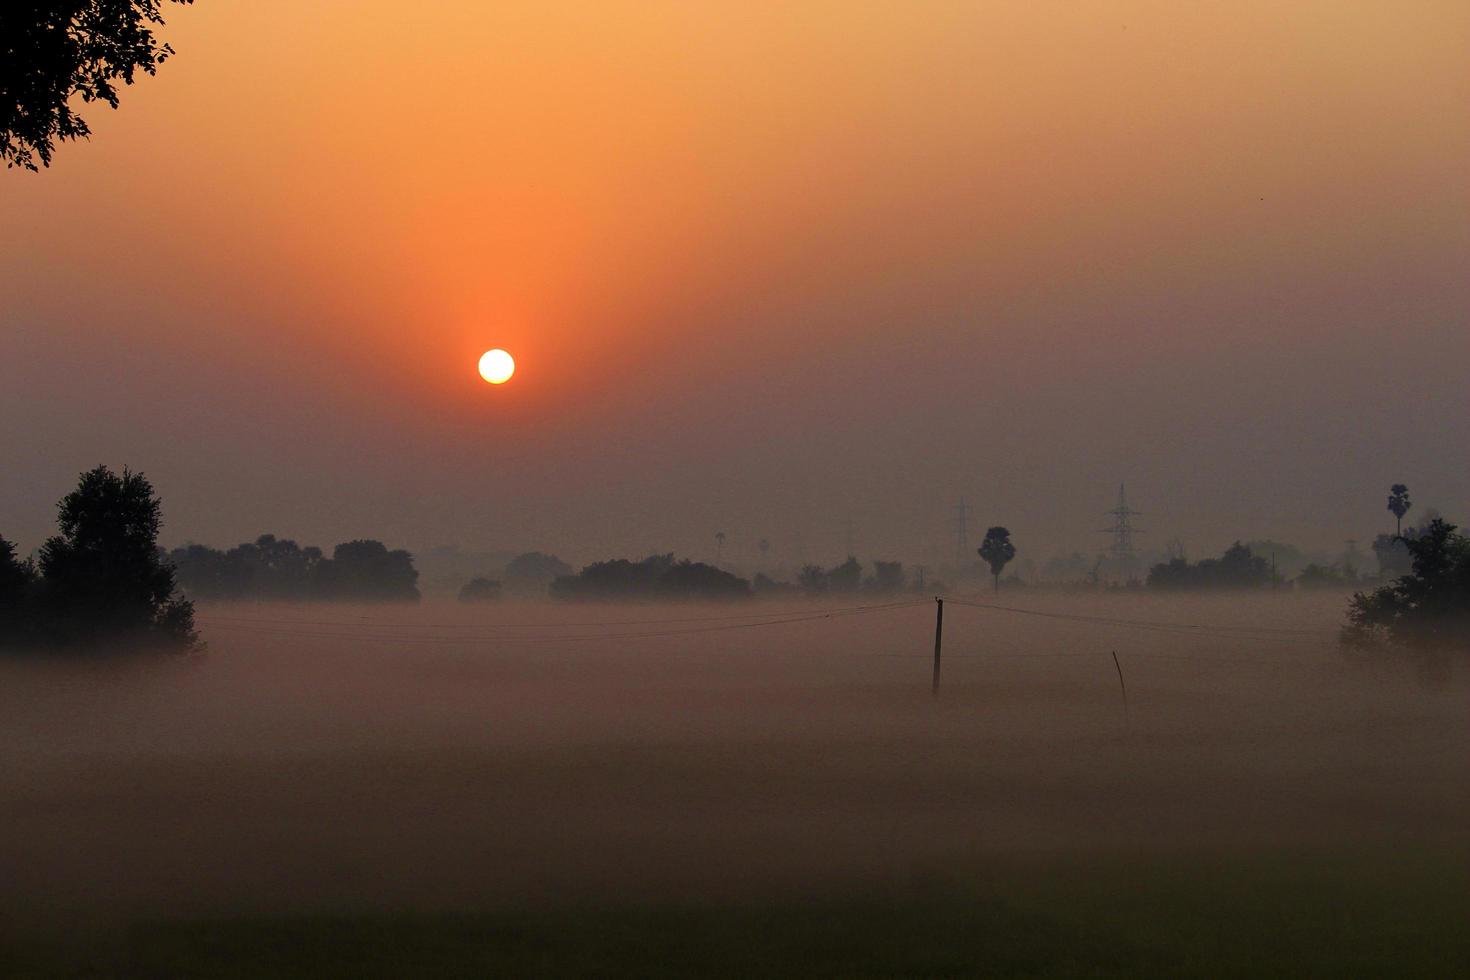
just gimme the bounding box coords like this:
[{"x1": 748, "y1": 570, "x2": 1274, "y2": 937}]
[
  {"x1": 1110, "y1": 650, "x2": 1129, "y2": 730},
  {"x1": 932, "y1": 598, "x2": 944, "y2": 696}
]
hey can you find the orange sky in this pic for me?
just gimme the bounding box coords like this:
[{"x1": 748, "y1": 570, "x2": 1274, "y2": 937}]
[{"x1": 3, "y1": 1, "x2": 1468, "y2": 568}]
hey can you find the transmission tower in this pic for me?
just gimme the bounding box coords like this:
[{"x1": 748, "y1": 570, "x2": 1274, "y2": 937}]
[
  {"x1": 1099, "y1": 484, "x2": 1145, "y2": 582},
  {"x1": 951, "y1": 497, "x2": 972, "y2": 569}
]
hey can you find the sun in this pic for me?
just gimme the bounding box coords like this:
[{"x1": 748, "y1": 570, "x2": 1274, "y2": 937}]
[{"x1": 478, "y1": 348, "x2": 515, "y2": 385}]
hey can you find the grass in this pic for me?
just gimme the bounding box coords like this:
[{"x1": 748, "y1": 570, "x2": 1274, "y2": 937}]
[{"x1": 3, "y1": 850, "x2": 1466, "y2": 978}]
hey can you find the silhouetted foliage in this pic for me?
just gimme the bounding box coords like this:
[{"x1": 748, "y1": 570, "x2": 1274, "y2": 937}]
[
  {"x1": 978, "y1": 527, "x2": 1016, "y2": 593},
  {"x1": 1387, "y1": 483, "x2": 1412, "y2": 537},
  {"x1": 796, "y1": 564, "x2": 829, "y2": 595},
  {"x1": 1146, "y1": 542, "x2": 1270, "y2": 591},
  {"x1": 1, "y1": 1, "x2": 192, "y2": 170},
  {"x1": 502, "y1": 551, "x2": 573, "y2": 591},
  {"x1": 33, "y1": 466, "x2": 196, "y2": 650},
  {"x1": 550, "y1": 554, "x2": 749, "y2": 600},
  {"x1": 313, "y1": 540, "x2": 420, "y2": 602},
  {"x1": 171, "y1": 535, "x2": 418, "y2": 602},
  {"x1": 458, "y1": 577, "x2": 502, "y2": 602},
  {"x1": 865, "y1": 560, "x2": 906, "y2": 594},
  {"x1": 827, "y1": 557, "x2": 862, "y2": 593},
  {"x1": 752, "y1": 571, "x2": 797, "y2": 596},
  {"x1": 0, "y1": 535, "x2": 41, "y2": 645},
  {"x1": 1345, "y1": 519, "x2": 1470, "y2": 652},
  {"x1": 1370, "y1": 510, "x2": 1450, "y2": 580}
]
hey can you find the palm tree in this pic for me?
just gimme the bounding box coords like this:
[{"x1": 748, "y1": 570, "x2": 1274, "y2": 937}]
[
  {"x1": 1387, "y1": 484, "x2": 1412, "y2": 537},
  {"x1": 978, "y1": 527, "x2": 1016, "y2": 594},
  {"x1": 714, "y1": 531, "x2": 726, "y2": 565}
]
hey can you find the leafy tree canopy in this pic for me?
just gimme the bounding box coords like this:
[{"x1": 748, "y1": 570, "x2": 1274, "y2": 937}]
[
  {"x1": 1345, "y1": 519, "x2": 1470, "y2": 652},
  {"x1": 34, "y1": 465, "x2": 196, "y2": 649},
  {"x1": 2, "y1": 1, "x2": 193, "y2": 170},
  {"x1": 978, "y1": 527, "x2": 1016, "y2": 577}
]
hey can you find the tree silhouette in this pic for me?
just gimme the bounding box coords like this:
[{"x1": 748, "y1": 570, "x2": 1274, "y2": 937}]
[
  {"x1": 978, "y1": 527, "x2": 1015, "y2": 593},
  {"x1": 1387, "y1": 484, "x2": 1412, "y2": 537},
  {"x1": 315, "y1": 540, "x2": 419, "y2": 601},
  {"x1": 36, "y1": 466, "x2": 196, "y2": 649},
  {"x1": 1, "y1": 1, "x2": 193, "y2": 171},
  {"x1": 549, "y1": 554, "x2": 749, "y2": 600},
  {"x1": 1345, "y1": 519, "x2": 1470, "y2": 651},
  {"x1": 827, "y1": 556, "x2": 863, "y2": 593},
  {"x1": 714, "y1": 531, "x2": 726, "y2": 565},
  {"x1": 0, "y1": 534, "x2": 39, "y2": 645},
  {"x1": 1147, "y1": 542, "x2": 1271, "y2": 591}
]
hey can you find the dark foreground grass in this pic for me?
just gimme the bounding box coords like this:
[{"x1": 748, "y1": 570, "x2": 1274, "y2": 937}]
[{"x1": 4, "y1": 851, "x2": 1466, "y2": 978}]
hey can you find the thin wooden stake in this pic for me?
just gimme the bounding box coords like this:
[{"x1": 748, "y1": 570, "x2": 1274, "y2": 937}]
[
  {"x1": 1110, "y1": 649, "x2": 1129, "y2": 730},
  {"x1": 932, "y1": 598, "x2": 944, "y2": 696}
]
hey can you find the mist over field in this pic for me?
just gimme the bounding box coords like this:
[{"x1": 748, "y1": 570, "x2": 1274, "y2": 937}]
[{"x1": 4, "y1": 593, "x2": 1464, "y2": 932}]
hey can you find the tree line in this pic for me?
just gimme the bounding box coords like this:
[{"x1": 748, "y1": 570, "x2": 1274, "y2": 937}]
[{"x1": 170, "y1": 536, "x2": 419, "y2": 602}]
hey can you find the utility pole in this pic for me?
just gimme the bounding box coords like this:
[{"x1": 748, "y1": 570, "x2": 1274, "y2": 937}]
[
  {"x1": 932, "y1": 598, "x2": 944, "y2": 696},
  {"x1": 843, "y1": 517, "x2": 856, "y2": 559}
]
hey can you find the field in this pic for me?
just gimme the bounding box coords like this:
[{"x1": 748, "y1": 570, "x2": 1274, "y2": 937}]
[{"x1": 2, "y1": 592, "x2": 1466, "y2": 976}]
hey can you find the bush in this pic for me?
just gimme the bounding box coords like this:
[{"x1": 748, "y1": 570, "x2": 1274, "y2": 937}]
[{"x1": 1344, "y1": 520, "x2": 1470, "y2": 652}]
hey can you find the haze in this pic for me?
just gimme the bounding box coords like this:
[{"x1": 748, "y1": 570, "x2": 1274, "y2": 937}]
[{"x1": 3, "y1": 1, "x2": 1467, "y2": 565}]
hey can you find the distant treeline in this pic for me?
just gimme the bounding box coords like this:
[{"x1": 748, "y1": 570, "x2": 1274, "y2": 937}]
[
  {"x1": 502, "y1": 554, "x2": 926, "y2": 602},
  {"x1": 171, "y1": 536, "x2": 419, "y2": 602},
  {"x1": 784, "y1": 557, "x2": 915, "y2": 595},
  {"x1": 1146, "y1": 543, "x2": 1271, "y2": 591},
  {"x1": 550, "y1": 554, "x2": 749, "y2": 600}
]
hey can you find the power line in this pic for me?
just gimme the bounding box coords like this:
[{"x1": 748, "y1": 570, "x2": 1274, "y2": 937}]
[
  {"x1": 197, "y1": 599, "x2": 932, "y2": 646},
  {"x1": 194, "y1": 598, "x2": 927, "y2": 632},
  {"x1": 935, "y1": 595, "x2": 1336, "y2": 646}
]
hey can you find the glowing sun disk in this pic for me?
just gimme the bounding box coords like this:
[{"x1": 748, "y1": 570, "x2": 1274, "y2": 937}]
[{"x1": 478, "y1": 348, "x2": 515, "y2": 384}]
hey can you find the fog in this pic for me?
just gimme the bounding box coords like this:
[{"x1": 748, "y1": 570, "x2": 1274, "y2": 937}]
[{"x1": 3, "y1": 592, "x2": 1464, "y2": 930}]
